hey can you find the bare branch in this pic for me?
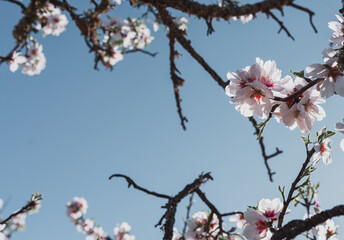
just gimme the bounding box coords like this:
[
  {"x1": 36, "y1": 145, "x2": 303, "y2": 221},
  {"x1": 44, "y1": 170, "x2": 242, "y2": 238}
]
[
  {"x1": 289, "y1": 3, "x2": 317, "y2": 33},
  {"x1": 272, "y1": 205, "x2": 344, "y2": 240},
  {"x1": 221, "y1": 211, "x2": 244, "y2": 217},
  {"x1": 195, "y1": 189, "x2": 224, "y2": 238},
  {"x1": 155, "y1": 4, "x2": 228, "y2": 90},
  {"x1": 168, "y1": 33, "x2": 188, "y2": 130},
  {"x1": 109, "y1": 174, "x2": 171, "y2": 199},
  {"x1": 181, "y1": 193, "x2": 194, "y2": 239},
  {"x1": 125, "y1": 49, "x2": 158, "y2": 57},
  {"x1": 140, "y1": 0, "x2": 295, "y2": 20},
  {"x1": 267, "y1": 11, "x2": 295, "y2": 40},
  {"x1": 249, "y1": 116, "x2": 282, "y2": 182},
  {"x1": 277, "y1": 148, "x2": 316, "y2": 228}
]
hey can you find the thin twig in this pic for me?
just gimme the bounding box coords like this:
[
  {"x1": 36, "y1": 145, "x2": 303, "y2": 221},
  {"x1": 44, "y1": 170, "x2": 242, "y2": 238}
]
[
  {"x1": 168, "y1": 33, "x2": 188, "y2": 130},
  {"x1": 267, "y1": 10, "x2": 295, "y2": 40},
  {"x1": 109, "y1": 174, "x2": 171, "y2": 199},
  {"x1": 181, "y1": 193, "x2": 194, "y2": 239},
  {"x1": 249, "y1": 116, "x2": 282, "y2": 182},
  {"x1": 289, "y1": 2, "x2": 317, "y2": 33},
  {"x1": 195, "y1": 189, "x2": 224, "y2": 238},
  {"x1": 277, "y1": 148, "x2": 316, "y2": 228},
  {"x1": 125, "y1": 49, "x2": 158, "y2": 57}
]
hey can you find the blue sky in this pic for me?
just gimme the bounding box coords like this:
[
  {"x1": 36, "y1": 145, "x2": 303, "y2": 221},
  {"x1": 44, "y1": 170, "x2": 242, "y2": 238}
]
[{"x1": 0, "y1": 0, "x2": 343, "y2": 240}]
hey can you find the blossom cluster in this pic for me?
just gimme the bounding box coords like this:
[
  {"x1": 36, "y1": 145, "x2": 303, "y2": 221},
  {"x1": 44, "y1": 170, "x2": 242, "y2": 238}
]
[
  {"x1": 226, "y1": 14, "x2": 344, "y2": 136},
  {"x1": 7, "y1": 3, "x2": 68, "y2": 76},
  {"x1": 182, "y1": 210, "x2": 242, "y2": 240},
  {"x1": 226, "y1": 58, "x2": 326, "y2": 133},
  {"x1": 0, "y1": 193, "x2": 42, "y2": 240},
  {"x1": 101, "y1": 16, "x2": 155, "y2": 67},
  {"x1": 67, "y1": 197, "x2": 135, "y2": 240},
  {"x1": 303, "y1": 200, "x2": 338, "y2": 240}
]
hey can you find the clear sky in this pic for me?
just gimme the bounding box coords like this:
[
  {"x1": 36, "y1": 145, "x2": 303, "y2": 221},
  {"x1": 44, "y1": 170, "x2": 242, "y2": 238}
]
[{"x1": 0, "y1": 0, "x2": 343, "y2": 240}]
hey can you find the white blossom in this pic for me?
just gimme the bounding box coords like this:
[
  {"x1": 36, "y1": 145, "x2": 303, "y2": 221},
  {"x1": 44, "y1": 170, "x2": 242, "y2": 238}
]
[
  {"x1": 313, "y1": 138, "x2": 333, "y2": 165},
  {"x1": 305, "y1": 48, "x2": 344, "y2": 98},
  {"x1": 21, "y1": 42, "x2": 46, "y2": 76},
  {"x1": 66, "y1": 197, "x2": 88, "y2": 220},
  {"x1": 229, "y1": 212, "x2": 247, "y2": 229},
  {"x1": 185, "y1": 211, "x2": 219, "y2": 240},
  {"x1": 114, "y1": 222, "x2": 135, "y2": 240},
  {"x1": 328, "y1": 14, "x2": 344, "y2": 48},
  {"x1": 242, "y1": 208, "x2": 269, "y2": 240},
  {"x1": 257, "y1": 198, "x2": 283, "y2": 221},
  {"x1": 175, "y1": 17, "x2": 188, "y2": 32},
  {"x1": 233, "y1": 14, "x2": 253, "y2": 24},
  {"x1": 317, "y1": 219, "x2": 338, "y2": 240},
  {"x1": 7, "y1": 51, "x2": 26, "y2": 73},
  {"x1": 36, "y1": 3, "x2": 68, "y2": 36}
]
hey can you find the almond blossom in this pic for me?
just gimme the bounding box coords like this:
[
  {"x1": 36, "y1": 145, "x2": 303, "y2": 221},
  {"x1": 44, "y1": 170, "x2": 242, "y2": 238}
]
[
  {"x1": 185, "y1": 211, "x2": 219, "y2": 240},
  {"x1": 328, "y1": 14, "x2": 344, "y2": 48},
  {"x1": 229, "y1": 212, "x2": 247, "y2": 229},
  {"x1": 87, "y1": 226, "x2": 107, "y2": 240},
  {"x1": 305, "y1": 48, "x2": 344, "y2": 98},
  {"x1": 35, "y1": 3, "x2": 68, "y2": 36},
  {"x1": 233, "y1": 14, "x2": 253, "y2": 24},
  {"x1": 257, "y1": 198, "x2": 283, "y2": 222},
  {"x1": 175, "y1": 17, "x2": 189, "y2": 32},
  {"x1": 7, "y1": 51, "x2": 26, "y2": 73},
  {"x1": 10, "y1": 213, "x2": 26, "y2": 231},
  {"x1": 317, "y1": 219, "x2": 338, "y2": 240},
  {"x1": 242, "y1": 208, "x2": 270, "y2": 240},
  {"x1": 172, "y1": 227, "x2": 182, "y2": 240},
  {"x1": 274, "y1": 77, "x2": 325, "y2": 133},
  {"x1": 103, "y1": 47, "x2": 124, "y2": 67},
  {"x1": 334, "y1": 118, "x2": 344, "y2": 151},
  {"x1": 226, "y1": 63, "x2": 273, "y2": 119},
  {"x1": 0, "y1": 224, "x2": 5, "y2": 240},
  {"x1": 66, "y1": 197, "x2": 88, "y2": 220},
  {"x1": 21, "y1": 42, "x2": 46, "y2": 76},
  {"x1": 114, "y1": 222, "x2": 135, "y2": 240},
  {"x1": 313, "y1": 138, "x2": 333, "y2": 165}
]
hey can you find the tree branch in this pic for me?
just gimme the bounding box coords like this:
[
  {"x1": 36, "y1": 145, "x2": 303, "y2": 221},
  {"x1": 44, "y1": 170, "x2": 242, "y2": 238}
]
[
  {"x1": 267, "y1": 10, "x2": 295, "y2": 40},
  {"x1": 272, "y1": 205, "x2": 344, "y2": 240},
  {"x1": 109, "y1": 174, "x2": 172, "y2": 199},
  {"x1": 168, "y1": 33, "x2": 188, "y2": 130},
  {"x1": 277, "y1": 148, "x2": 316, "y2": 228},
  {"x1": 140, "y1": 0, "x2": 295, "y2": 20},
  {"x1": 249, "y1": 116, "x2": 282, "y2": 182}
]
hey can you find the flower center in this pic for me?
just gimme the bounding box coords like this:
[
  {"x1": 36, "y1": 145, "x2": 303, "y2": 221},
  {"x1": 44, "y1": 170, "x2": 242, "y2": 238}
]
[
  {"x1": 250, "y1": 89, "x2": 264, "y2": 104},
  {"x1": 329, "y1": 67, "x2": 341, "y2": 81},
  {"x1": 263, "y1": 210, "x2": 276, "y2": 218},
  {"x1": 256, "y1": 220, "x2": 268, "y2": 233},
  {"x1": 53, "y1": 17, "x2": 60, "y2": 23},
  {"x1": 320, "y1": 144, "x2": 327, "y2": 155}
]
